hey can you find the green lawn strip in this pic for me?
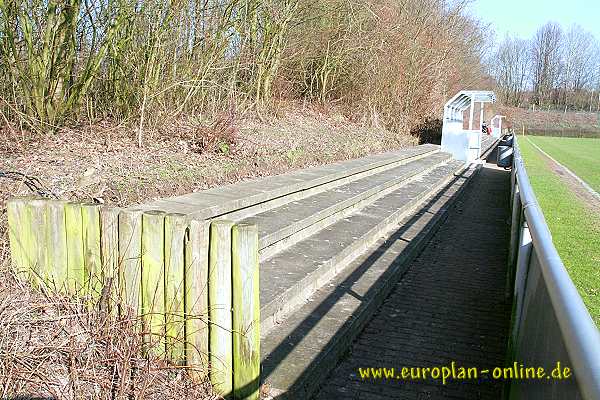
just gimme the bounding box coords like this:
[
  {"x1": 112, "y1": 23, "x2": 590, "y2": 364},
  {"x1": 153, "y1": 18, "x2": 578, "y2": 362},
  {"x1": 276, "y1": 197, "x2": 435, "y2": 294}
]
[
  {"x1": 519, "y1": 138, "x2": 600, "y2": 326},
  {"x1": 528, "y1": 136, "x2": 600, "y2": 193}
]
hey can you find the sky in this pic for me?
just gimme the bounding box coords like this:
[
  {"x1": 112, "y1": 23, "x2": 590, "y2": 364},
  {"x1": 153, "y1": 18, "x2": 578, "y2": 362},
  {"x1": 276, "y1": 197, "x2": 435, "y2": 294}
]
[{"x1": 470, "y1": 0, "x2": 600, "y2": 42}]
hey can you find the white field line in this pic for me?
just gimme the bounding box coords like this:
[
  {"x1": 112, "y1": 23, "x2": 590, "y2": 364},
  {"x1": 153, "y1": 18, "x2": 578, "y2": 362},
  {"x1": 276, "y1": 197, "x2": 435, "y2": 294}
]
[{"x1": 526, "y1": 137, "x2": 600, "y2": 203}]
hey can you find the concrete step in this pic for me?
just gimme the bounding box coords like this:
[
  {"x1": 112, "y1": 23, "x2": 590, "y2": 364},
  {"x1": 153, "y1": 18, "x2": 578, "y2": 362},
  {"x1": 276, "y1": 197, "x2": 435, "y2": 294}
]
[
  {"x1": 259, "y1": 160, "x2": 467, "y2": 336},
  {"x1": 133, "y1": 144, "x2": 440, "y2": 219},
  {"x1": 260, "y1": 162, "x2": 479, "y2": 400},
  {"x1": 237, "y1": 151, "x2": 452, "y2": 261}
]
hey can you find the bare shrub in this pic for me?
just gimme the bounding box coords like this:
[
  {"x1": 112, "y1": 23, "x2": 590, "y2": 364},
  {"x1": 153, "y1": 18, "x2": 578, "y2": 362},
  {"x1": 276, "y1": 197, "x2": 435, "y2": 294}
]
[
  {"x1": 193, "y1": 111, "x2": 239, "y2": 155},
  {"x1": 0, "y1": 268, "x2": 217, "y2": 400},
  {"x1": 282, "y1": 0, "x2": 490, "y2": 132},
  {"x1": 0, "y1": 0, "x2": 489, "y2": 142}
]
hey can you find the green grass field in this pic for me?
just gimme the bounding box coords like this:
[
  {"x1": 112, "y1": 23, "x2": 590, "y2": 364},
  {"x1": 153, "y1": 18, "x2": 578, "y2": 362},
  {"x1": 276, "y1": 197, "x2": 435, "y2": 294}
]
[
  {"x1": 519, "y1": 138, "x2": 600, "y2": 325},
  {"x1": 527, "y1": 136, "x2": 600, "y2": 192}
]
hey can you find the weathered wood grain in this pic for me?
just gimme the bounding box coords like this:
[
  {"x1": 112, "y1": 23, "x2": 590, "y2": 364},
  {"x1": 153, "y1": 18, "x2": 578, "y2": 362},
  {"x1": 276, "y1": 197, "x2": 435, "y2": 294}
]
[
  {"x1": 141, "y1": 210, "x2": 166, "y2": 354},
  {"x1": 232, "y1": 223, "x2": 260, "y2": 400},
  {"x1": 45, "y1": 200, "x2": 68, "y2": 290},
  {"x1": 209, "y1": 220, "x2": 234, "y2": 397},
  {"x1": 164, "y1": 212, "x2": 187, "y2": 361},
  {"x1": 118, "y1": 209, "x2": 143, "y2": 315},
  {"x1": 185, "y1": 218, "x2": 210, "y2": 378}
]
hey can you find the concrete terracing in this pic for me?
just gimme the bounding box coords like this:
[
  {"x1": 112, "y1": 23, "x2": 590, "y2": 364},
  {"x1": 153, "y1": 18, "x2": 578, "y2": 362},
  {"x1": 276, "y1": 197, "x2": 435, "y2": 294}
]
[
  {"x1": 131, "y1": 139, "x2": 500, "y2": 399},
  {"x1": 134, "y1": 144, "x2": 441, "y2": 219},
  {"x1": 315, "y1": 151, "x2": 511, "y2": 400}
]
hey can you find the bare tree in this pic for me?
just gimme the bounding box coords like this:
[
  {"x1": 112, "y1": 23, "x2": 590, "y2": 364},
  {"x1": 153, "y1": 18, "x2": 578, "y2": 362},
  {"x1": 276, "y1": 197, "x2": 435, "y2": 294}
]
[
  {"x1": 493, "y1": 34, "x2": 530, "y2": 106},
  {"x1": 560, "y1": 24, "x2": 598, "y2": 109},
  {"x1": 530, "y1": 22, "x2": 563, "y2": 106}
]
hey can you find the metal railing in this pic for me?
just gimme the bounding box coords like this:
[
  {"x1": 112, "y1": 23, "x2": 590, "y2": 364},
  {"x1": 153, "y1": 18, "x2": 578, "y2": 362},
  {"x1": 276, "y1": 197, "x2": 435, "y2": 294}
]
[{"x1": 507, "y1": 135, "x2": 600, "y2": 399}]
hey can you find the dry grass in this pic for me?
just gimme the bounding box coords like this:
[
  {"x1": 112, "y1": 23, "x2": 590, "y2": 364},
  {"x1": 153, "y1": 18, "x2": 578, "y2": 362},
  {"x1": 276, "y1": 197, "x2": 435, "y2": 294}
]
[
  {"x1": 0, "y1": 109, "x2": 414, "y2": 207},
  {"x1": 0, "y1": 110, "x2": 414, "y2": 399},
  {"x1": 0, "y1": 221, "x2": 218, "y2": 400}
]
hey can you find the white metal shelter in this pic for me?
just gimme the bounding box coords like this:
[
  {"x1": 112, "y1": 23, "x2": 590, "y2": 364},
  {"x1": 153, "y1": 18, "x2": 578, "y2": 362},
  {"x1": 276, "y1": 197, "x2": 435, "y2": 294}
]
[
  {"x1": 490, "y1": 115, "x2": 505, "y2": 138},
  {"x1": 441, "y1": 90, "x2": 496, "y2": 162}
]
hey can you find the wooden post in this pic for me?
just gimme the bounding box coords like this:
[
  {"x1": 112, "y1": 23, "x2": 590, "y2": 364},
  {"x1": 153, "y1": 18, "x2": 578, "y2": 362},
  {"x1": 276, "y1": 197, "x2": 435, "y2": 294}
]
[
  {"x1": 185, "y1": 219, "x2": 210, "y2": 378},
  {"x1": 141, "y1": 210, "x2": 166, "y2": 354},
  {"x1": 101, "y1": 206, "x2": 120, "y2": 312},
  {"x1": 232, "y1": 223, "x2": 260, "y2": 400},
  {"x1": 45, "y1": 200, "x2": 69, "y2": 291},
  {"x1": 82, "y1": 203, "x2": 102, "y2": 299},
  {"x1": 164, "y1": 213, "x2": 187, "y2": 362},
  {"x1": 209, "y1": 220, "x2": 234, "y2": 397},
  {"x1": 6, "y1": 197, "x2": 30, "y2": 280},
  {"x1": 65, "y1": 202, "x2": 85, "y2": 293},
  {"x1": 119, "y1": 209, "x2": 143, "y2": 316},
  {"x1": 27, "y1": 199, "x2": 48, "y2": 286}
]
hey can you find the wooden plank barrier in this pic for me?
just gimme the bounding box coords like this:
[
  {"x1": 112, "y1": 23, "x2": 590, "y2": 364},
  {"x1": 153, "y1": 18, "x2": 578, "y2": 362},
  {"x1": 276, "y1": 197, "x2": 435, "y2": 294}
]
[{"x1": 6, "y1": 198, "x2": 261, "y2": 400}]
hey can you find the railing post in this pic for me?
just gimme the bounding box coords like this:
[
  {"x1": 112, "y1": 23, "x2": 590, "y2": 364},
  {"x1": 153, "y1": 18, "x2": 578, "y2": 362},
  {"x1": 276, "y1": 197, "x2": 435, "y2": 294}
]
[
  {"x1": 511, "y1": 218, "x2": 533, "y2": 346},
  {"x1": 505, "y1": 216, "x2": 533, "y2": 400},
  {"x1": 506, "y1": 184, "x2": 522, "y2": 298}
]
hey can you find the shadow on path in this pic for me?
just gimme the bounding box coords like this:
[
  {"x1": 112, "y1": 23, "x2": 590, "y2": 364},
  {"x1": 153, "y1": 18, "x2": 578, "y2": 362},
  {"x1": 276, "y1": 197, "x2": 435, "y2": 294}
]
[{"x1": 315, "y1": 159, "x2": 512, "y2": 399}]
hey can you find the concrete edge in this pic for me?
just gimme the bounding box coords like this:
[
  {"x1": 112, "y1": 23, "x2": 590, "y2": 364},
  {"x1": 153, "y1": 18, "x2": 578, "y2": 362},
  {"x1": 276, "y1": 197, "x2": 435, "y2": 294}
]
[
  {"x1": 130, "y1": 145, "x2": 442, "y2": 220},
  {"x1": 257, "y1": 153, "x2": 453, "y2": 260}
]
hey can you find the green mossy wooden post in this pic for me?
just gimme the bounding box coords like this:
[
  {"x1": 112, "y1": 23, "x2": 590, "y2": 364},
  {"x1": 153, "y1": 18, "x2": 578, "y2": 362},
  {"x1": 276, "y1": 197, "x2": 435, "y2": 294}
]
[
  {"x1": 164, "y1": 213, "x2": 187, "y2": 361},
  {"x1": 141, "y1": 210, "x2": 166, "y2": 354},
  {"x1": 232, "y1": 223, "x2": 260, "y2": 400},
  {"x1": 27, "y1": 199, "x2": 48, "y2": 286},
  {"x1": 6, "y1": 198, "x2": 30, "y2": 280},
  {"x1": 119, "y1": 209, "x2": 143, "y2": 316},
  {"x1": 65, "y1": 202, "x2": 85, "y2": 293},
  {"x1": 185, "y1": 219, "x2": 210, "y2": 378},
  {"x1": 100, "y1": 206, "x2": 120, "y2": 311},
  {"x1": 209, "y1": 220, "x2": 234, "y2": 397},
  {"x1": 45, "y1": 200, "x2": 69, "y2": 291},
  {"x1": 82, "y1": 203, "x2": 102, "y2": 299}
]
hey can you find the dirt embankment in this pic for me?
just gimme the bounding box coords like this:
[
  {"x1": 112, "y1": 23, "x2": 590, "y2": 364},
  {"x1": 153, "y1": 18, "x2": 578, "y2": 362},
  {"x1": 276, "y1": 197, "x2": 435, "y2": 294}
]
[
  {"x1": 498, "y1": 105, "x2": 600, "y2": 137},
  {"x1": 0, "y1": 110, "x2": 415, "y2": 399},
  {"x1": 1, "y1": 111, "x2": 414, "y2": 208}
]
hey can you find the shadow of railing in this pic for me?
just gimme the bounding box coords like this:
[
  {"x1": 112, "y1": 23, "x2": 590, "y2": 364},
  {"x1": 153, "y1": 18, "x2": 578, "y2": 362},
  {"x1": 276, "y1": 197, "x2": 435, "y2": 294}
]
[{"x1": 258, "y1": 166, "x2": 481, "y2": 398}]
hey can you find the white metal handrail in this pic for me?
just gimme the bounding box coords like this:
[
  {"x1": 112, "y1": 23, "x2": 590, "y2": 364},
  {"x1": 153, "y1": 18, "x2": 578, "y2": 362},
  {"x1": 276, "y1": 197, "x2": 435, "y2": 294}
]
[{"x1": 511, "y1": 135, "x2": 600, "y2": 399}]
